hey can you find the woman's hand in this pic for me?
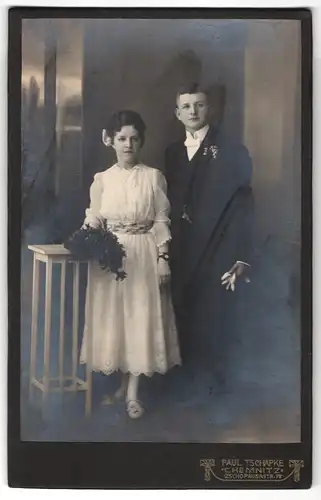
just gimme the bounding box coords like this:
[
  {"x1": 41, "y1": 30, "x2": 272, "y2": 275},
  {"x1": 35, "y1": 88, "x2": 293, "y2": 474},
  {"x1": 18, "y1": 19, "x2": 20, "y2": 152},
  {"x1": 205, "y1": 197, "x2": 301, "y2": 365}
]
[
  {"x1": 83, "y1": 215, "x2": 102, "y2": 229},
  {"x1": 158, "y1": 259, "x2": 171, "y2": 286}
]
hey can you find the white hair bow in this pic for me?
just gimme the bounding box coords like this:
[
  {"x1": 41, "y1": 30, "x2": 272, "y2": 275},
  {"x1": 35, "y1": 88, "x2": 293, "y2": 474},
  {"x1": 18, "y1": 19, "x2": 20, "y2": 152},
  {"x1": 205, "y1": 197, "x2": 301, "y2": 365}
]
[{"x1": 102, "y1": 129, "x2": 112, "y2": 147}]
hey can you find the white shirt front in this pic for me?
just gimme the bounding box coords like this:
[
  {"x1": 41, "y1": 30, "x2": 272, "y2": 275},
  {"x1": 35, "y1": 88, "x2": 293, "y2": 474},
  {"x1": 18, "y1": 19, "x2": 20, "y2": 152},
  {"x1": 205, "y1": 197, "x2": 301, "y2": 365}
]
[{"x1": 184, "y1": 124, "x2": 209, "y2": 161}]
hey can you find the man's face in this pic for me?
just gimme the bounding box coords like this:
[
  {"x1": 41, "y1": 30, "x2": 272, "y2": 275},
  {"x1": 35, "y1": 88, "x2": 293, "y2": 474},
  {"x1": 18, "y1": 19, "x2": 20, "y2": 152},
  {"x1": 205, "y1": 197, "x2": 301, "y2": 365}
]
[{"x1": 175, "y1": 92, "x2": 209, "y2": 132}]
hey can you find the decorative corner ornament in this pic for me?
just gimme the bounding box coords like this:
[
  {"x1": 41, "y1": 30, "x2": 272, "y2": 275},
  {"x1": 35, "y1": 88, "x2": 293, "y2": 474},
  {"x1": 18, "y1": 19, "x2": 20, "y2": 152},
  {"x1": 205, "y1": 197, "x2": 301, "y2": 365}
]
[
  {"x1": 289, "y1": 460, "x2": 304, "y2": 482},
  {"x1": 200, "y1": 459, "x2": 216, "y2": 481}
]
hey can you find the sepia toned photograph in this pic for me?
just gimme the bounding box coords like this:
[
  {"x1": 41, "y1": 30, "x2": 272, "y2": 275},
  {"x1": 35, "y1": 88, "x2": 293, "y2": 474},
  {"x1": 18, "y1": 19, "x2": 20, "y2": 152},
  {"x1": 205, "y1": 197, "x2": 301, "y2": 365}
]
[{"x1": 8, "y1": 7, "x2": 312, "y2": 489}]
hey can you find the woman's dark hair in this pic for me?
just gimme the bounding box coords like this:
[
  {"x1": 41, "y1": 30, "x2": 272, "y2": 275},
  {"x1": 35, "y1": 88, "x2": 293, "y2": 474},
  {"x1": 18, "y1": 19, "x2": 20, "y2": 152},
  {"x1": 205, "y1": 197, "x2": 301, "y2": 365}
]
[{"x1": 105, "y1": 110, "x2": 146, "y2": 146}]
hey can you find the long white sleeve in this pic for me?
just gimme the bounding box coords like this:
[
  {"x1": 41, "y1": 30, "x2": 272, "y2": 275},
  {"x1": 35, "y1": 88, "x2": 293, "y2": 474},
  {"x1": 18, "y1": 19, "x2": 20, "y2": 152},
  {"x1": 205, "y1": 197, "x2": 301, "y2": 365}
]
[
  {"x1": 83, "y1": 173, "x2": 103, "y2": 228},
  {"x1": 150, "y1": 169, "x2": 171, "y2": 251}
]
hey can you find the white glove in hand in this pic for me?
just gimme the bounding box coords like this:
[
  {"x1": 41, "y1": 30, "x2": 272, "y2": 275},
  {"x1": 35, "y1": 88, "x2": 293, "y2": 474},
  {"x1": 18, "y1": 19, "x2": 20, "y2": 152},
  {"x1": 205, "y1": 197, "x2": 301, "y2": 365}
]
[
  {"x1": 221, "y1": 261, "x2": 251, "y2": 291},
  {"x1": 221, "y1": 272, "x2": 237, "y2": 291}
]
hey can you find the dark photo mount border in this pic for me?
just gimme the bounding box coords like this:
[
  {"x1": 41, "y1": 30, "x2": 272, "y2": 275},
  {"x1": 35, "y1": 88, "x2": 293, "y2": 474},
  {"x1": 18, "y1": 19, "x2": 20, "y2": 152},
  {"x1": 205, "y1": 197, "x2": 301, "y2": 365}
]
[{"x1": 7, "y1": 7, "x2": 312, "y2": 489}]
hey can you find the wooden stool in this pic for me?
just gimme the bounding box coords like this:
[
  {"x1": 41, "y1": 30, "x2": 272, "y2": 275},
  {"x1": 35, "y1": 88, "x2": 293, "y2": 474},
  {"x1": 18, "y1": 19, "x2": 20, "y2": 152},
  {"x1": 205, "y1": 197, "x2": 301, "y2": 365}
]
[{"x1": 28, "y1": 244, "x2": 92, "y2": 416}]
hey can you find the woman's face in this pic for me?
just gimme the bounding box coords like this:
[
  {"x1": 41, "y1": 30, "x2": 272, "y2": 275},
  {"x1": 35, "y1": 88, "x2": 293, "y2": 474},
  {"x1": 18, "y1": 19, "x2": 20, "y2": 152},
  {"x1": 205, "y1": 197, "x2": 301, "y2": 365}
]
[{"x1": 112, "y1": 125, "x2": 141, "y2": 165}]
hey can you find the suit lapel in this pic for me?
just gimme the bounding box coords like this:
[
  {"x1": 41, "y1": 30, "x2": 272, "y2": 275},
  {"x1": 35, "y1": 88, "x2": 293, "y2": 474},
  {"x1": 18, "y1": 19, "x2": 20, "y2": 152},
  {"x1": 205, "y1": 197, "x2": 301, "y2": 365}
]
[
  {"x1": 182, "y1": 128, "x2": 239, "y2": 288},
  {"x1": 179, "y1": 142, "x2": 198, "y2": 196},
  {"x1": 169, "y1": 141, "x2": 197, "y2": 221},
  {"x1": 183, "y1": 126, "x2": 219, "y2": 216}
]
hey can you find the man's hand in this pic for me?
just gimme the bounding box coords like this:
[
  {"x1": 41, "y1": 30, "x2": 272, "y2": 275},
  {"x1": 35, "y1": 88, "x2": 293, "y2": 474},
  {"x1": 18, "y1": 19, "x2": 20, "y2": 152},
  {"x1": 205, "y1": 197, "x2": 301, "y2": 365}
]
[{"x1": 221, "y1": 261, "x2": 250, "y2": 291}]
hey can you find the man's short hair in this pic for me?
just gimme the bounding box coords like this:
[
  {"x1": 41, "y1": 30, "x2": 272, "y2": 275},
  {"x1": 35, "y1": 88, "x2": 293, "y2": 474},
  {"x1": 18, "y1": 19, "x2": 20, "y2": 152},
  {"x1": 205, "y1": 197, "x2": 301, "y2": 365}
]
[{"x1": 176, "y1": 82, "x2": 209, "y2": 105}]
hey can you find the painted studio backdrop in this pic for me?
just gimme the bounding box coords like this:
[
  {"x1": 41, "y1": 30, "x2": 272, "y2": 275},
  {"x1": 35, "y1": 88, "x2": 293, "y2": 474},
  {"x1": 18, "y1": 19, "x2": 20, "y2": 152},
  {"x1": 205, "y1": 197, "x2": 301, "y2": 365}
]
[{"x1": 21, "y1": 18, "x2": 301, "y2": 442}]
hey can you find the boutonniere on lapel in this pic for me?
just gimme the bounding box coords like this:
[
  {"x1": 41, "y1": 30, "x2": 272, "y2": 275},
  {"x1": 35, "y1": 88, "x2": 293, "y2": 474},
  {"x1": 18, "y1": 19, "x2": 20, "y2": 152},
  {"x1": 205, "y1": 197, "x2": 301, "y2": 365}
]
[{"x1": 203, "y1": 144, "x2": 219, "y2": 159}]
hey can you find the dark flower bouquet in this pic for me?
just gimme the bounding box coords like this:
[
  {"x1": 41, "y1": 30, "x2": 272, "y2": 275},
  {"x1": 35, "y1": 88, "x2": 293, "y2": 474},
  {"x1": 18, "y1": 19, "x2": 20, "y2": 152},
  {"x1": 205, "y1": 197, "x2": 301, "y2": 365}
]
[{"x1": 64, "y1": 218, "x2": 127, "y2": 281}]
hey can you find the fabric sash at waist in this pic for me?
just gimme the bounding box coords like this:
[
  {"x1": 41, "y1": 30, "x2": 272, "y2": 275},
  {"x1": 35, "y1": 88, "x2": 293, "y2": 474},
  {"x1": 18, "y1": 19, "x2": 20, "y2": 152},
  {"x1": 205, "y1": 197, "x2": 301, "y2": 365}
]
[{"x1": 106, "y1": 220, "x2": 153, "y2": 234}]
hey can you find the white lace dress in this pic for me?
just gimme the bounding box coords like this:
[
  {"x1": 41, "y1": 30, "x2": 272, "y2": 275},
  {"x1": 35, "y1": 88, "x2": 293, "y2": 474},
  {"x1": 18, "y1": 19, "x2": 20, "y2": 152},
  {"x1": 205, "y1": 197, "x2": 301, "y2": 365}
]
[{"x1": 79, "y1": 163, "x2": 181, "y2": 376}]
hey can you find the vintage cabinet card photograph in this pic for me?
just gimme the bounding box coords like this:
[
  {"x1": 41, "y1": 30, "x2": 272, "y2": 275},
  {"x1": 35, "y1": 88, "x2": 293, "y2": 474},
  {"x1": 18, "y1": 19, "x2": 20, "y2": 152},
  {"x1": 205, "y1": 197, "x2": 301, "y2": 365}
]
[{"x1": 7, "y1": 7, "x2": 312, "y2": 489}]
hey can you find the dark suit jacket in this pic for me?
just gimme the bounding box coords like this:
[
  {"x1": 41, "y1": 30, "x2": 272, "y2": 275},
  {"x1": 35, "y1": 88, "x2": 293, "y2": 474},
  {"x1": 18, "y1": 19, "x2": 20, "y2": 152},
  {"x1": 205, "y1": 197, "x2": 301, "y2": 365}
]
[{"x1": 165, "y1": 125, "x2": 254, "y2": 320}]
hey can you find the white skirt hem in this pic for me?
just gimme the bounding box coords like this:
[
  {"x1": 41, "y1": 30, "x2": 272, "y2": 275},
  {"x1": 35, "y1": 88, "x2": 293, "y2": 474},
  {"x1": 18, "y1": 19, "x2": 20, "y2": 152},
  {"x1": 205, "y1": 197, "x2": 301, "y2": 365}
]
[{"x1": 79, "y1": 359, "x2": 182, "y2": 378}]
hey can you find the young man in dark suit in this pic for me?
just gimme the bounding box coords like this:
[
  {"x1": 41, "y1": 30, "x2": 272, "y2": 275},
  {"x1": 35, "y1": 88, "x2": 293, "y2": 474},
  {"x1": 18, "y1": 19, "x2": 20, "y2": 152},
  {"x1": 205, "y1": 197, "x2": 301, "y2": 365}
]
[{"x1": 165, "y1": 83, "x2": 254, "y2": 393}]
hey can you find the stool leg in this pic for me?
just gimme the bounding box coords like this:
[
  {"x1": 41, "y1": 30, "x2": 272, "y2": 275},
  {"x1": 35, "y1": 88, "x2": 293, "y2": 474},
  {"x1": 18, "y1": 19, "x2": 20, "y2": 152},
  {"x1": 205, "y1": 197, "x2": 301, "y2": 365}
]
[
  {"x1": 72, "y1": 261, "x2": 80, "y2": 393},
  {"x1": 59, "y1": 261, "x2": 66, "y2": 393},
  {"x1": 30, "y1": 255, "x2": 40, "y2": 402},
  {"x1": 85, "y1": 264, "x2": 92, "y2": 417},
  {"x1": 43, "y1": 259, "x2": 53, "y2": 410}
]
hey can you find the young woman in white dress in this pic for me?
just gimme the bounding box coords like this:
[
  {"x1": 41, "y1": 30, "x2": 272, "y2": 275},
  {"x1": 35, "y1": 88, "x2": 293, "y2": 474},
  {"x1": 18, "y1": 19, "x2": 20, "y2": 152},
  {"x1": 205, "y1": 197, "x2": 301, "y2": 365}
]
[{"x1": 79, "y1": 110, "x2": 181, "y2": 419}]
